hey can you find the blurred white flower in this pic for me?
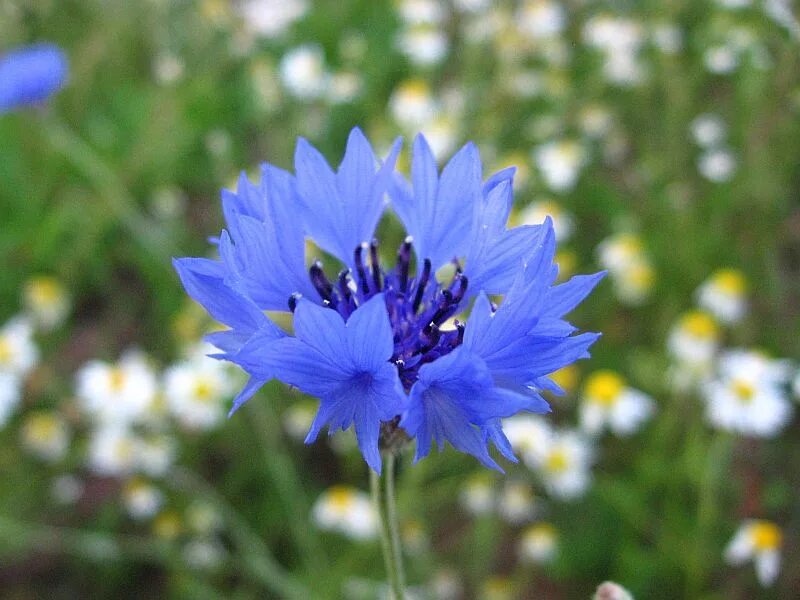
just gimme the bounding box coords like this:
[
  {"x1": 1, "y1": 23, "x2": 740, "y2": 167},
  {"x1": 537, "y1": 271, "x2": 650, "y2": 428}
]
[
  {"x1": 397, "y1": 0, "x2": 445, "y2": 26},
  {"x1": 583, "y1": 16, "x2": 645, "y2": 85},
  {"x1": 283, "y1": 400, "x2": 317, "y2": 441},
  {"x1": 76, "y1": 351, "x2": 159, "y2": 426},
  {"x1": 725, "y1": 520, "x2": 782, "y2": 587},
  {"x1": 715, "y1": 0, "x2": 752, "y2": 8},
  {"x1": 597, "y1": 234, "x2": 654, "y2": 305},
  {"x1": 517, "y1": 0, "x2": 566, "y2": 40},
  {"x1": 704, "y1": 45, "x2": 739, "y2": 74},
  {"x1": 164, "y1": 344, "x2": 236, "y2": 431},
  {"x1": 23, "y1": 276, "x2": 70, "y2": 331},
  {"x1": 0, "y1": 316, "x2": 39, "y2": 379},
  {"x1": 0, "y1": 373, "x2": 22, "y2": 427},
  {"x1": 460, "y1": 472, "x2": 496, "y2": 515},
  {"x1": 704, "y1": 349, "x2": 793, "y2": 437},
  {"x1": 698, "y1": 149, "x2": 737, "y2": 182},
  {"x1": 593, "y1": 581, "x2": 634, "y2": 600},
  {"x1": 312, "y1": 485, "x2": 377, "y2": 540},
  {"x1": 696, "y1": 268, "x2": 748, "y2": 324},
  {"x1": 327, "y1": 71, "x2": 363, "y2": 104},
  {"x1": 651, "y1": 24, "x2": 683, "y2": 54},
  {"x1": 136, "y1": 434, "x2": 176, "y2": 477},
  {"x1": 579, "y1": 105, "x2": 613, "y2": 139},
  {"x1": 429, "y1": 568, "x2": 464, "y2": 600},
  {"x1": 498, "y1": 480, "x2": 536, "y2": 524},
  {"x1": 690, "y1": 114, "x2": 727, "y2": 148},
  {"x1": 519, "y1": 522, "x2": 557, "y2": 564},
  {"x1": 501, "y1": 414, "x2": 552, "y2": 470},
  {"x1": 152, "y1": 54, "x2": 184, "y2": 85},
  {"x1": 51, "y1": 474, "x2": 84, "y2": 505},
  {"x1": 533, "y1": 429, "x2": 593, "y2": 500},
  {"x1": 183, "y1": 538, "x2": 226, "y2": 570},
  {"x1": 390, "y1": 79, "x2": 439, "y2": 129},
  {"x1": 279, "y1": 45, "x2": 329, "y2": 100},
  {"x1": 238, "y1": 0, "x2": 308, "y2": 38},
  {"x1": 516, "y1": 200, "x2": 574, "y2": 242},
  {"x1": 87, "y1": 426, "x2": 139, "y2": 477},
  {"x1": 580, "y1": 370, "x2": 655, "y2": 437},
  {"x1": 421, "y1": 117, "x2": 459, "y2": 159},
  {"x1": 534, "y1": 140, "x2": 586, "y2": 192},
  {"x1": 20, "y1": 410, "x2": 71, "y2": 461},
  {"x1": 397, "y1": 27, "x2": 449, "y2": 66},
  {"x1": 668, "y1": 310, "x2": 720, "y2": 368},
  {"x1": 122, "y1": 478, "x2": 164, "y2": 520}
]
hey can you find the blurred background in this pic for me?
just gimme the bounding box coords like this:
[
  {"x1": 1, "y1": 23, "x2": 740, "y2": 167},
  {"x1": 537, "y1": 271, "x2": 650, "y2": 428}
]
[{"x1": 1, "y1": 0, "x2": 799, "y2": 598}]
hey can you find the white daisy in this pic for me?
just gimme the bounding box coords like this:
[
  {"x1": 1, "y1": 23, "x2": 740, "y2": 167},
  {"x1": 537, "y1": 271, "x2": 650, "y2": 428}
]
[
  {"x1": 533, "y1": 140, "x2": 586, "y2": 193},
  {"x1": 20, "y1": 410, "x2": 71, "y2": 462},
  {"x1": 580, "y1": 370, "x2": 655, "y2": 437},
  {"x1": 312, "y1": 485, "x2": 377, "y2": 540},
  {"x1": 703, "y1": 349, "x2": 793, "y2": 437},
  {"x1": 22, "y1": 276, "x2": 70, "y2": 331},
  {"x1": 279, "y1": 45, "x2": 329, "y2": 100},
  {"x1": 696, "y1": 268, "x2": 748, "y2": 324},
  {"x1": 519, "y1": 522, "x2": 557, "y2": 564},
  {"x1": 725, "y1": 520, "x2": 783, "y2": 587}
]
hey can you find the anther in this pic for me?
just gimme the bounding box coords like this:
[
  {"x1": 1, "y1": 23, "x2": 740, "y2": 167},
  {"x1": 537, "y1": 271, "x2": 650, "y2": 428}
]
[
  {"x1": 309, "y1": 261, "x2": 335, "y2": 304},
  {"x1": 420, "y1": 321, "x2": 441, "y2": 352},
  {"x1": 288, "y1": 292, "x2": 303, "y2": 312},
  {"x1": 397, "y1": 236, "x2": 413, "y2": 293},
  {"x1": 456, "y1": 321, "x2": 465, "y2": 345},
  {"x1": 412, "y1": 258, "x2": 432, "y2": 313},
  {"x1": 354, "y1": 243, "x2": 370, "y2": 296},
  {"x1": 369, "y1": 239, "x2": 382, "y2": 291}
]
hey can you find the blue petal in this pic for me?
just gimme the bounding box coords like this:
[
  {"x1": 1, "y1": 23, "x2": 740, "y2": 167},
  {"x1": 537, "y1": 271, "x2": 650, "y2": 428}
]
[
  {"x1": 389, "y1": 135, "x2": 481, "y2": 269},
  {"x1": 220, "y1": 172, "x2": 318, "y2": 310},
  {"x1": 402, "y1": 349, "x2": 501, "y2": 470},
  {"x1": 173, "y1": 257, "x2": 268, "y2": 334},
  {"x1": 228, "y1": 376, "x2": 268, "y2": 416},
  {"x1": 465, "y1": 189, "x2": 554, "y2": 295},
  {"x1": 542, "y1": 271, "x2": 607, "y2": 319},
  {"x1": 344, "y1": 294, "x2": 395, "y2": 370},
  {"x1": 482, "y1": 419, "x2": 518, "y2": 463},
  {"x1": 0, "y1": 44, "x2": 68, "y2": 113},
  {"x1": 295, "y1": 128, "x2": 401, "y2": 265}
]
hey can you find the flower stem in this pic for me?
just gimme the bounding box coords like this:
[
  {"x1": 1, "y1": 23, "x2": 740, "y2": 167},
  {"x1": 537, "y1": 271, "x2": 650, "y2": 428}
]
[{"x1": 370, "y1": 452, "x2": 406, "y2": 600}]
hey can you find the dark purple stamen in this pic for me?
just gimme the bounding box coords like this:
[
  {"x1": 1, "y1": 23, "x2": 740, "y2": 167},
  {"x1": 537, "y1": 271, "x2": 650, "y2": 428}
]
[
  {"x1": 369, "y1": 239, "x2": 382, "y2": 291},
  {"x1": 291, "y1": 238, "x2": 469, "y2": 392},
  {"x1": 354, "y1": 243, "x2": 370, "y2": 295},
  {"x1": 288, "y1": 292, "x2": 302, "y2": 313},
  {"x1": 412, "y1": 259, "x2": 432, "y2": 313},
  {"x1": 397, "y1": 236, "x2": 412, "y2": 293},
  {"x1": 309, "y1": 261, "x2": 335, "y2": 305}
]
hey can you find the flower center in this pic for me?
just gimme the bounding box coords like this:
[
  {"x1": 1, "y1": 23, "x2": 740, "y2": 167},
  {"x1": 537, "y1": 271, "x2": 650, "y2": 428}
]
[
  {"x1": 294, "y1": 238, "x2": 468, "y2": 391},
  {"x1": 108, "y1": 368, "x2": 127, "y2": 393},
  {"x1": 750, "y1": 522, "x2": 782, "y2": 551},
  {"x1": 585, "y1": 370, "x2": 624, "y2": 407},
  {"x1": 731, "y1": 379, "x2": 755, "y2": 404},
  {"x1": 544, "y1": 449, "x2": 570, "y2": 474},
  {"x1": 0, "y1": 338, "x2": 11, "y2": 365}
]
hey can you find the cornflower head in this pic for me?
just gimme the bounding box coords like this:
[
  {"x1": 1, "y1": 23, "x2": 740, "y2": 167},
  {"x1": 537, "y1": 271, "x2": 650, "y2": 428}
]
[
  {"x1": 0, "y1": 44, "x2": 68, "y2": 113},
  {"x1": 174, "y1": 128, "x2": 603, "y2": 473}
]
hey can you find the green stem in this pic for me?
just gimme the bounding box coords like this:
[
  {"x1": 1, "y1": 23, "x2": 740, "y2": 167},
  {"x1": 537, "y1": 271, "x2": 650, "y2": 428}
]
[{"x1": 370, "y1": 453, "x2": 406, "y2": 600}]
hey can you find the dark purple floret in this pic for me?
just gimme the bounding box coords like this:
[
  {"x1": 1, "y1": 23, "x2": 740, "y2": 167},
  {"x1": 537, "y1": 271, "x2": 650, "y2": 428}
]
[{"x1": 292, "y1": 238, "x2": 468, "y2": 391}]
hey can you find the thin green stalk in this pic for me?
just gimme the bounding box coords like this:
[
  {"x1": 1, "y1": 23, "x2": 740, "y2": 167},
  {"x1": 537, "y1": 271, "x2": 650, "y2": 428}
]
[
  {"x1": 370, "y1": 453, "x2": 406, "y2": 600},
  {"x1": 384, "y1": 452, "x2": 406, "y2": 592}
]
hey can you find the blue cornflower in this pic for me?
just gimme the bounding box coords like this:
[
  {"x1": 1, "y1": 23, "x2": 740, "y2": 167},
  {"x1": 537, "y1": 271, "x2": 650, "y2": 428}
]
[
  {"x1": 175, "y1": 128, "x2": 603, "y2": 473},
  {"x1": 0, "y1": 43, "x2": 68, "y2": 113}
]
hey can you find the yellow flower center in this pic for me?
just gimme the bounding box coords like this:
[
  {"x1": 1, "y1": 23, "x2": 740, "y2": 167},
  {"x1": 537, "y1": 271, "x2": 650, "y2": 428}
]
[
  {"x1": 524, "y1": 522, "x2": 557, "y2": 543},
  {"x1": 750, "y1": 522, "x2": 782, "y2": 551},
  {"x1": 0, "y1": 337, "x2": 12, "y2": 365},
  {"x1": 327, "y1": 486, "x2": 356, "y2": 512},
  {"x1": 628, "y1": 261, "x2": 654, "y2": 288},
  {"x1": 27, "y1": 277, "x2": 63, "y2": 305},
  {"x1": 585, "y1": 371, "x2": 625, "y2": 407},
  {"x1": 731, "y1": 379, "x2": 755, "y2": 404},
  {"x1": 153, "y1": 511, "x2": 181, "y2": 539},
  {"x1": 26, "y1": 414, "x2": 60, "y2": 441},
  {"x1": 108, "y1": 368, "x2": 127, "y2": 393},
  {"x1": 681, "y1": 311, "x2": 719, "y2": 339},
  {"x1": 192, "y1": 379, "x2": 215, "y2": 402},
  {"x1": 544, "y1": 448, "x2": 570, "y2": 474},
  {"x1": 712, "y1": 269, "x2": 747, "y2": 295}
]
